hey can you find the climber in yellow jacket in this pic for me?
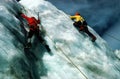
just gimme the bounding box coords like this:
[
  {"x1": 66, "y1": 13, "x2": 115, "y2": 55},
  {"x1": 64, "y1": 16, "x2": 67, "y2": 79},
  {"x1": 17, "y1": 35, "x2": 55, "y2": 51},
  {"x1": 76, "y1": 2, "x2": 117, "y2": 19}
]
[{"x1": 70, "y1": 12, "x2": 96, "y2": 42}]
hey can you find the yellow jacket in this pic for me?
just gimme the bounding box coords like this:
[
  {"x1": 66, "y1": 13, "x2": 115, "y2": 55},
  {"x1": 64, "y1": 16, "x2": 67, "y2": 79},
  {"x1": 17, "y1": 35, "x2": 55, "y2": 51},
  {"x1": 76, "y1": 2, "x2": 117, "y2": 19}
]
[{"x1": 70, "y1": 15, "x2": 84, "y2": 22}]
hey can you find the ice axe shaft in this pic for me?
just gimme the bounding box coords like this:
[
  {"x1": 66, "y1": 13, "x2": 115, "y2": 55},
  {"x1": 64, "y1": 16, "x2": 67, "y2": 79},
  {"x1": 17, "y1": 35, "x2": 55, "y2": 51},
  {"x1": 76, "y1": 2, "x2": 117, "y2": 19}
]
[
  {"x1": 33, "y1": 9, "x2": 40, "y2": 19},
  {"x1": 37, "y1": 12, "x2": 40, "y2": 20}
]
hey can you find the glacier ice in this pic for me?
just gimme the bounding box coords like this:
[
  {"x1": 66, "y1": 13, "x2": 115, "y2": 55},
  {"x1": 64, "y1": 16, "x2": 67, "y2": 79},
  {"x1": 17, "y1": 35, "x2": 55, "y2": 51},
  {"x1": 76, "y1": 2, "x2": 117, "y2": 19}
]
[{"x1": 0, "y1": 0, "x2": 120, "y2": 79}]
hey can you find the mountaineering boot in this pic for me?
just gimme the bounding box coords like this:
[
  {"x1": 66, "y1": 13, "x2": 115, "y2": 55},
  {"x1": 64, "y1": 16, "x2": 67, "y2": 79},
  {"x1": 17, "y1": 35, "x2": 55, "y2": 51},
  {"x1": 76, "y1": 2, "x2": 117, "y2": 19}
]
[
  {"x1": 91, "y1": 36, "x2": 96, "y2": 42},
  {"x1": 45, "y1": 44, "x2": 53, "y2": 56}
]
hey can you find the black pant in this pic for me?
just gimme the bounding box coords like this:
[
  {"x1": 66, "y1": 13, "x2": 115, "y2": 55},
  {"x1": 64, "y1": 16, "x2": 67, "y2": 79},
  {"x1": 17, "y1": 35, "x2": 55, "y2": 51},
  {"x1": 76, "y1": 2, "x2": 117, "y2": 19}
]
[
  {"x1": 27, "y1": 30, "x2": 44, "y2": 43},
  {"x1": 73, "y1": 21, "x2": 87, "y2": 27},
  {"x1": 73, "y1": 21, "x2": 95, "y2": 38},
  {"x1": 83, "y1": 27, "x2": 95, "y2": 38},
  {"x1": 27, "y1": 30, "x2": 51, "y2": 52}
]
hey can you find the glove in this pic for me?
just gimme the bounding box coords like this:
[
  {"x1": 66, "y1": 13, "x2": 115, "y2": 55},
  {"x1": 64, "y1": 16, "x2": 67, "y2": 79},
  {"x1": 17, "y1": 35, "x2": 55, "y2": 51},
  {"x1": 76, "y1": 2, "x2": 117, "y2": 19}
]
[{"x1": 18, "y1": 11, "x2": 22, "y2": 15}]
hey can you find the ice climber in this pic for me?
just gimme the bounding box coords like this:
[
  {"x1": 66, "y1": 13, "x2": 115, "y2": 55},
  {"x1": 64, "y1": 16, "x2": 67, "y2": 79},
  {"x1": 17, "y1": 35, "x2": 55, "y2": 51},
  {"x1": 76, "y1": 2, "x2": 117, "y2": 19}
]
[
  {"x1": 20, "y1": 13, "x2": 51, "y2": 53},
  {"x1": 70, "y1": 12, "x2": 96, "y2": 42}
]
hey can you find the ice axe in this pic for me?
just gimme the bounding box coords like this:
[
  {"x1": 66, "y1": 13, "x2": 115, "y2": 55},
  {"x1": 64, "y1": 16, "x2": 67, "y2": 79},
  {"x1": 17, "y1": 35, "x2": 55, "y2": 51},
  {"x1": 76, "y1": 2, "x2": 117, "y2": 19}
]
[
  {"x1": 33, "y1": 9, "x2": 40, "y2": 19},
  {"x1": 34, "y1": 10, "x2": 46, "y2": 34},
  {"x1": 37, "y1": 12, "x2": 40, "y2": 20}
]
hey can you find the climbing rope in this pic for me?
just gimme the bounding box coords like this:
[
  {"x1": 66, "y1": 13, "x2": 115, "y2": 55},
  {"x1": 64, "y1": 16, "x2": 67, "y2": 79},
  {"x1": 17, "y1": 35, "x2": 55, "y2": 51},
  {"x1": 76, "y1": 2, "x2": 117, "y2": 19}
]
[
  {"x1": 19, "y1": 3, "x2": 88, "y2": 79},
  {"x1": 105, "y1": 33, "x2": 120, "y2": 42},
  {"x1": 45, "y1": 33, "x2": 88, "y2": 79}
]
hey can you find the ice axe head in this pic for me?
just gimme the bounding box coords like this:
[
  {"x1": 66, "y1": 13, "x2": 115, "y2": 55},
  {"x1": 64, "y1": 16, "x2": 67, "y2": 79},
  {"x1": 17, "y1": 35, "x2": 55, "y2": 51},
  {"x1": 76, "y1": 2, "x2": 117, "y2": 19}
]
[{"x1": 33, "y1": 10, "x2": 40, "y2": 19}]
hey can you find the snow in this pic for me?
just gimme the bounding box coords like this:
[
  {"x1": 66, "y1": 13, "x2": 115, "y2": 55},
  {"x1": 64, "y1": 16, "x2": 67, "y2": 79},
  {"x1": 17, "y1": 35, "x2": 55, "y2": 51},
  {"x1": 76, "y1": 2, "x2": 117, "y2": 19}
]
[
  {"x1": 115, "y1": 50, "x2": 120, "y2": 59},
  {"x1": 0, "y1": 0, "x2": 120, "y2": 79}
]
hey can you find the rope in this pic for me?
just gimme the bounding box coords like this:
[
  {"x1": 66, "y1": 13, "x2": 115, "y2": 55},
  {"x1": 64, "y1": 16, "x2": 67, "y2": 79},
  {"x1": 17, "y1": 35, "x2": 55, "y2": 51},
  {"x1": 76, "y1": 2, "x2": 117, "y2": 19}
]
[
  {"x1": 105, "y1": 33, "x2": 120, "y2": 42},
  {"x1": 46, "y1": 33, "x2": 88, "y2": 79},
  {"x1": 21, "y1": 5, "x2": 88, "y2": 78}
]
